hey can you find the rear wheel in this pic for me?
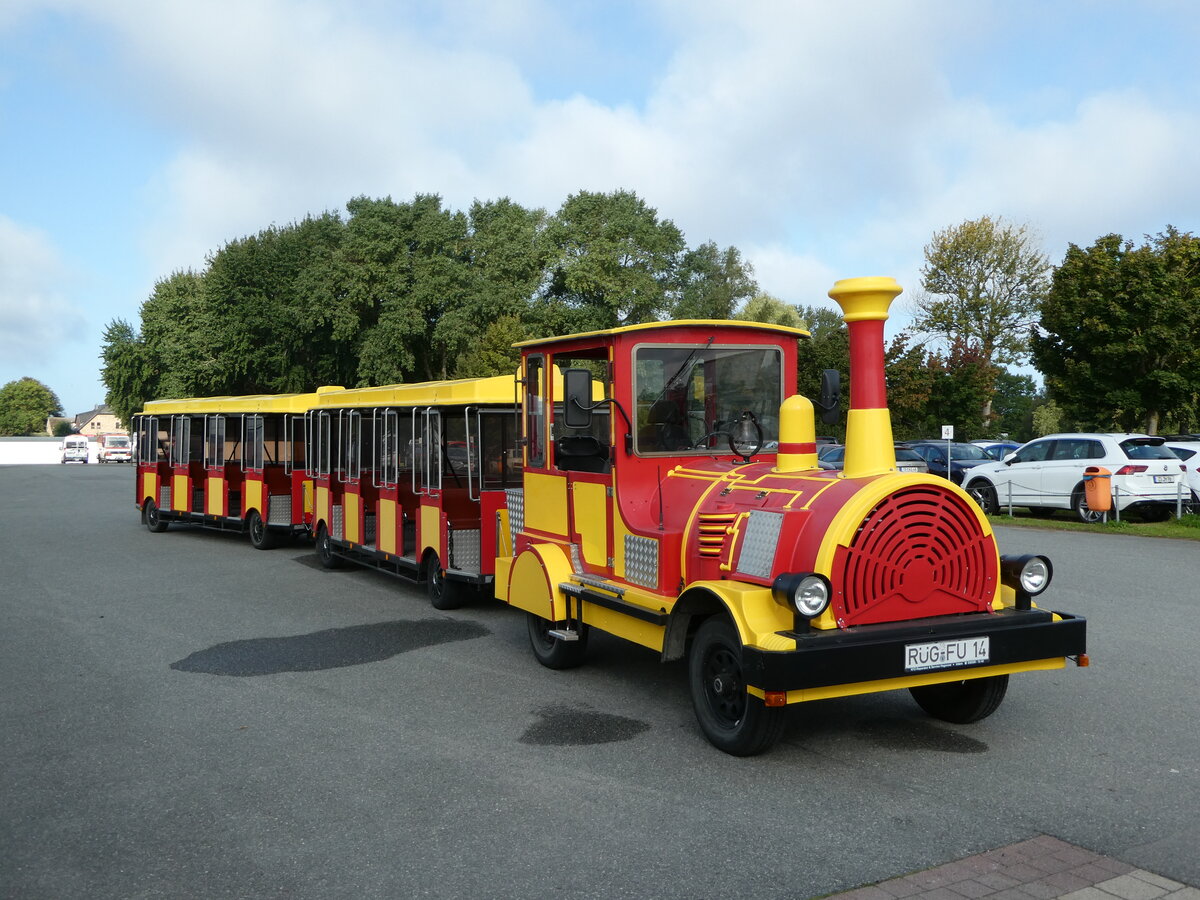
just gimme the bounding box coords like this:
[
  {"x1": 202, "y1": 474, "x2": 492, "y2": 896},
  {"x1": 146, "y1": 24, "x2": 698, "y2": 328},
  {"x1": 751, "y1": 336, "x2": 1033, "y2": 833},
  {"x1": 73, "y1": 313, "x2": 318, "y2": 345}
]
[
  {"x1": 426, "y1": 553, "x2": 468, "y2": 610},
  {"x1": 316, "y1": 523, "x2": 342, "y2": 569},
  {"x1": 688, "y1": 616, "x2": 785, "y2": 756},
  {"x1": 910, "y1": 674, "x2": 1008, "y2": 723},
  {"x1": 144, "y1": 500, "x2": 168, "y2": 533},
  {"x1": 1071, "y1": 486, "x2": 1105, "y2": 524},
  {"x1": 247, "y1": 509, "x2": 278, "y2": 550},
  {"x1": 526, "y1": 612, "x2": 589, "y2": 669}
]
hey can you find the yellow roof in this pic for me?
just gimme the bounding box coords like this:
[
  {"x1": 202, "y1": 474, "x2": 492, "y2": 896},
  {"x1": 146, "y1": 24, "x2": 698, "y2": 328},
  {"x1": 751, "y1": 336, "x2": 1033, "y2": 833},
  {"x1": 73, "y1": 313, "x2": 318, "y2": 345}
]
[
  {"x1": 140, "y1": 388, "x2": 339, "y2": 416},
  {"x1": 314, "y1": 374, "x2": 518, "y2": 409},
  {"x1": 513, "y1": 318, "x2": 810, "y2": 349}
]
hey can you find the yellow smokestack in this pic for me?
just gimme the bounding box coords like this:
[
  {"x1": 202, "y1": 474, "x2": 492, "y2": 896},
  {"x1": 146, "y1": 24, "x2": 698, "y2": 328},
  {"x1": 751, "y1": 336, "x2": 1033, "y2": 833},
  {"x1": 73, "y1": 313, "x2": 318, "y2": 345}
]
[{"x1": 828, "y1": 277, "x2": 903, "y2": 479}]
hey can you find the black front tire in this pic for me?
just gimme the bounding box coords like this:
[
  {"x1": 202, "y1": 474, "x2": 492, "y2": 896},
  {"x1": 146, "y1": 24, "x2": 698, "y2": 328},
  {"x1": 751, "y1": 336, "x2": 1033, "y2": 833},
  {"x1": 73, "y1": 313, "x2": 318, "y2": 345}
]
[
  {"x1": 688, "y1": 616, "x2": 785, "y2": 756},
  {"x1": 910, "y1": 674, "x2": 1008, "y2": 723},
  {"x1": 144, "y1": 500, "x2": 169, "y2": 533},
  {"x1": 526, "y1": 612, "x2": 589, "y2": 669},
  {"x1": 965, "y1": 481, "x2": 998, "y2": 515},
  {"x1": 247, "y1": 509, "x2": 278, "y2": 550},
  {"x1": 316, "y1": 523, "x2": 342, "y2": 569}
]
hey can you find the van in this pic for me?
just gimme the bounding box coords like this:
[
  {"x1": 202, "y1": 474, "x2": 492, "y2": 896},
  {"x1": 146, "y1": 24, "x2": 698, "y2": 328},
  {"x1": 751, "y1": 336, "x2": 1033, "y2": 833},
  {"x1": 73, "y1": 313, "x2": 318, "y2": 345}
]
[
  {"x1": 98, "y1": 434, "x2": 132, "y2": 463},
  {"x1": 60, "y1": 435, "x2": 90, "y2": 464}
]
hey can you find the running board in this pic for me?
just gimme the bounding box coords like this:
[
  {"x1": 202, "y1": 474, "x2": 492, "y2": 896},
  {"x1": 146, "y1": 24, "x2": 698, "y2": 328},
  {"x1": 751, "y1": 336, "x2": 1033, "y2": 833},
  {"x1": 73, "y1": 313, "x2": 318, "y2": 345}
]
[{"x1": 558, "y1": 582, "x2": 668, "y2": 626}]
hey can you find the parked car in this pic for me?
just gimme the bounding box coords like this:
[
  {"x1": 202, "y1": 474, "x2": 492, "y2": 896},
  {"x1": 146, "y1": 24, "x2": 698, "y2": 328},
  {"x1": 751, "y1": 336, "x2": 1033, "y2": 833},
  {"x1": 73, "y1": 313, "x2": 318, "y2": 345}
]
[
  {"x1": 1165, "y1": 441, "x2": 1200, "y2": 514},
  {"x1": 818, "y1": 443, "x2": 929, "y2": 474},
  {"x1": 971, "y1": 440, "x2": 1022, "y2": 461},
  {"x1": 962, "y1": 433, "x2": 1185, "y2": 522},
  {"x1": 98, "y1": 433, "x2": 132, "y2": 463},
  {"x1": 60, "y1": 435, "x2": 90, "y2": 464},
  {"x1": 904, "y1": 441, "x2": 993, "y2": 484}
]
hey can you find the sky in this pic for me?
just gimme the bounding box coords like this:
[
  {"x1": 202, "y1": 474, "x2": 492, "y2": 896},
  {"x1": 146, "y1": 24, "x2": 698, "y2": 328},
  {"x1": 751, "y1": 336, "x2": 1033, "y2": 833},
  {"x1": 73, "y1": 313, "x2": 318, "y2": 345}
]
[{"x1": 2, "y1": 0, "x2": 1199, "y2": 418}]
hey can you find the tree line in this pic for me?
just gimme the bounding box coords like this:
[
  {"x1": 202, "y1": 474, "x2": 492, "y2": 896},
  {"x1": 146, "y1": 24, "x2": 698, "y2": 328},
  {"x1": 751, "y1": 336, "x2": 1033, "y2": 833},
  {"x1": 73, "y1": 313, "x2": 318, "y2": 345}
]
[{"x1": 91, "y1": 188, "x2": 1200, "y2": 440}]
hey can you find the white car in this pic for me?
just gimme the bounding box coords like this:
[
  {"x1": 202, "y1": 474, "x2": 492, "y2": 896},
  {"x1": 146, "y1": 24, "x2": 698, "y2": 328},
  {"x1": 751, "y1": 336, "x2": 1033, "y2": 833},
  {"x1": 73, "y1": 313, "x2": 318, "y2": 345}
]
[
  {"x1": 60, "y1": 435, "x2": 90, "y2": 464},
  {"x1": 962, "y1": 433, "x2": 1185, "y2": 522},
  {"x1": 1165, "y1": 441, "x2": 1200, "y2": 514}
]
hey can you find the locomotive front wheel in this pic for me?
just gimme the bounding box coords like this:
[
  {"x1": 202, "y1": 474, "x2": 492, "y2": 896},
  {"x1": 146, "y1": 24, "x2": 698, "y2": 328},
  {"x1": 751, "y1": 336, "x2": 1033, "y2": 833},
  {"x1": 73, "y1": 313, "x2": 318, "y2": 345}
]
[
  {"x1": 426, "y1": 553, "x2": 468, "y2": 610},
  {"x1": 688, "y1": 616, "x2": 785, "y2": 756},
  {"x1": 909, "y1": 674, "x2": 1008, "y2": 724},
  {"x1": 316, "y1": 524, "x2": 342, "y2": 570},
  {"x1": 526, "y1": 612, "x2": 589, "y2": 669},
  {"x1": 247, "y1": 510, "x2": 278, "y2": 550},
  {"x1": 144, "y1": 500, "x2": 168, "y2": 534}
]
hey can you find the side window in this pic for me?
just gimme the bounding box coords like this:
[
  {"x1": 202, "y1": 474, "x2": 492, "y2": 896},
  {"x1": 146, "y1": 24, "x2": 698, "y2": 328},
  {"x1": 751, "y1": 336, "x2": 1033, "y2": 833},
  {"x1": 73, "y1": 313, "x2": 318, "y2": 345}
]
[
  {"x1": 525, "y1": 356, "x2": 545, "y2": 468},
  {"x1": 1012, "y1": 440, "x2": 1053, "y2": 464}
]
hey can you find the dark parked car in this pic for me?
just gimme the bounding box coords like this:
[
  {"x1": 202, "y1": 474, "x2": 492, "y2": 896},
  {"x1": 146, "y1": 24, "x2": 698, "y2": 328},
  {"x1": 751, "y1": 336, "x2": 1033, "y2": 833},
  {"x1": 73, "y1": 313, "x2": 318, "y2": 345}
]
[
  {"x1": 905, "y1": 441, "x2": 993, "y2": 484},
  {"x1": 818, "y1": 444, "x2": 929, "y2": 474}
]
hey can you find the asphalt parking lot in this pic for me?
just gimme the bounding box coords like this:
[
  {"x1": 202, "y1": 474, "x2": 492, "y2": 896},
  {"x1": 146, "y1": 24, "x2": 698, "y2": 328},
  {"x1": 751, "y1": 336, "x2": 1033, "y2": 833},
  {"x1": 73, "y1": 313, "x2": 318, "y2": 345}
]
[{"x1": 2, "y1": 464, "x2": 1197, "y2": 899}]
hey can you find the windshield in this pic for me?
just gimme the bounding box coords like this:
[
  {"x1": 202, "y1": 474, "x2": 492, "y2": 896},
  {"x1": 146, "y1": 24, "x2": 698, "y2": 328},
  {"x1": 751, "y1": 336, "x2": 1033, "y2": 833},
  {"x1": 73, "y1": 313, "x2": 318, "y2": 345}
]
[
  {"x1": 634, "y1": 344, "x2": 783, "y2": 455},
  {"x1": 108, "y1": 437, "x2": 130, "y2": 448},
  {"x1": 948, "y1": 443, "x2": 990, "y2": 461}
]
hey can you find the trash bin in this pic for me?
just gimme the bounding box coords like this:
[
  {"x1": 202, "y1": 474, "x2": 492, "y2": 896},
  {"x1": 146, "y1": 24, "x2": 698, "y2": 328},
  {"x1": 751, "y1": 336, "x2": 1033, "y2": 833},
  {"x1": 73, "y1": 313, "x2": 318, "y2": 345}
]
[{"x1": 1083, "y1": 466, "x2": 1112, "y2": 512}]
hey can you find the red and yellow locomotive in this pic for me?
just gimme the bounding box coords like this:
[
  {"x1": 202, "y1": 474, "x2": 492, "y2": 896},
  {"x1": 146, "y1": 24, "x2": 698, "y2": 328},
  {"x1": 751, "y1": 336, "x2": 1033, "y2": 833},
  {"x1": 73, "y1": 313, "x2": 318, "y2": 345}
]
[{"x1": 497, "y1": 276, "x2": 1086, "y2": 754}]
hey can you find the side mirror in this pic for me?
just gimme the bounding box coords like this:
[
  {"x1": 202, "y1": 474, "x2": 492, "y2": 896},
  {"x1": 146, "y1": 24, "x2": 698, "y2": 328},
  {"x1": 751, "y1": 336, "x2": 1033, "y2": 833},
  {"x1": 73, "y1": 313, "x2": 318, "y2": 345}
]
[
  {"x1": 817, "y1": 369, "x2": 840, "y2": 425},
  {"x1": 563, "y1": 368, "x2": 594, "y2": 428}
]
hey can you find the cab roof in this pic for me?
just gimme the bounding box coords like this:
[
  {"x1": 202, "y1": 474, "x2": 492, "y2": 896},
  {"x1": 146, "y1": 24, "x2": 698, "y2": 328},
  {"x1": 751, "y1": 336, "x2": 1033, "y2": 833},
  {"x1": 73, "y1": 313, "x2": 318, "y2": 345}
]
[{"x1": 513, "y1": 318, "x2": 810, "y2": 350}]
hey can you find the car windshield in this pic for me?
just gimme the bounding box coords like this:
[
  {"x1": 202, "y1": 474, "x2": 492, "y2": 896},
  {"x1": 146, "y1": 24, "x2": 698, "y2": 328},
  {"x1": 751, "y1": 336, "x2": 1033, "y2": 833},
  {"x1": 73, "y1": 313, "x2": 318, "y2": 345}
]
[
  {"x1": 1121, "y1": 439, "x2": 1179, "y2": 460},
  {"x1": 634, "y1": 344, "x2": 783, "y2": 454}
]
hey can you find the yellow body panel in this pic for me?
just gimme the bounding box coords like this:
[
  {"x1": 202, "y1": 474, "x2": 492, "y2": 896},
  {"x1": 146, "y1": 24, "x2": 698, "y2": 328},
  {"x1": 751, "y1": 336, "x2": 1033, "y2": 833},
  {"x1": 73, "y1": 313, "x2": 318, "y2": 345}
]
[
  {"x1": 506, "y1": 544, "x2": 575, "y2": 620},
  {"x1": 172, "y1": 473, "x2": 189, "y2": 512},
  {"x1": 245, "y1": 479, "x2": 264, "y2": 518},
  {"x1": 495, "y1": 508, "x2": 512, "y2": 560},
  {"x1": 379, "y1": 498, "x2": 397, "y2": 555},
  {"x1": 688, "y1": 581, "x2": 796, "y2": 652},
  {"x1": 524, "y1": 472, "x2": 568, "y2": 537},
  {"x1": 513, "y1": 318, "x2": 809, "y2": 349},
  {"x1": 572, "y1": 480, "x2": 608, "y2": 567},
  {"x1": 747, "y1": 657, "x2": 1067, "y2": 705},
  {"x1": 140, "y1": 471, "x2": 159, "y2": 505},
  {"x1": 206, "y1": 476, "x2": 223, "y2": 516},
  {"x1": 344, "y1": 492, "x2": 361, "y2": 544},
  {"x1": 313, "y1": 374, "x2": 516, "y2": 410},
  {"x1": 420, "y1": 503, "x2": 440, "y2": 559},
  {"x1": 580, "y1": 603, "x2": 665, "y2": 652},
  {"x1": 315, "y1": 485, "x2": 330, "y2": 530},
  {"x1": 494, "y1": 556, "x2": 514, "y2": 602}
]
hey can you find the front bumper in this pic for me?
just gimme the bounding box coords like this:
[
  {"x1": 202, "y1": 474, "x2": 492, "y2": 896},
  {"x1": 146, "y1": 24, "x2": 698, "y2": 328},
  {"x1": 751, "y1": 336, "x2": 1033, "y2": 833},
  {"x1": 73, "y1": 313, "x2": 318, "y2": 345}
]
[{"x1": 744, "y1": 607, "x2": 1086, "y2": 697}]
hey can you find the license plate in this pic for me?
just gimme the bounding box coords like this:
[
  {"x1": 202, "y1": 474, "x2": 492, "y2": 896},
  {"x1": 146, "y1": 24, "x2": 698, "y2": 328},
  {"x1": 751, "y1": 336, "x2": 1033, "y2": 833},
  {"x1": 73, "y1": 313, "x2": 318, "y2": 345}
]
[
  {"x1": 1153, "y1": 475, "x2": 1174, "y2": 483},
  {"x1": 898, "y1": 466, "x2": 921, "y2": 473},
  {"x1": 904, "y1": 636, "x2": 989, "y2": 672}
]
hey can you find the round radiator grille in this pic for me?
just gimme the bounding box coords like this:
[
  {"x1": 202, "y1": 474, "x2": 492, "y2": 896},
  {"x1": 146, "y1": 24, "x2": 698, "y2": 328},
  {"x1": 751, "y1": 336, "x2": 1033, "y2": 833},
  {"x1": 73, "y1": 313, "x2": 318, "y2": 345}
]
[{"x1": 832, "y1": 485, "x2": 998, "y2": 627}]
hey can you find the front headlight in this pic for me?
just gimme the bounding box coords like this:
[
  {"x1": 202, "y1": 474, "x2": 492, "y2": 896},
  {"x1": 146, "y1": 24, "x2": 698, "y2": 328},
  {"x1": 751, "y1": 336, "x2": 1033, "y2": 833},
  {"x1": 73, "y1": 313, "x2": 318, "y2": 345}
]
[
  {"x1": 772, "y1": 572, "x2": 831, "y2": 618},
  {"x1": 1000, "y1": 554, "x2": 1053, "y2": 608}
]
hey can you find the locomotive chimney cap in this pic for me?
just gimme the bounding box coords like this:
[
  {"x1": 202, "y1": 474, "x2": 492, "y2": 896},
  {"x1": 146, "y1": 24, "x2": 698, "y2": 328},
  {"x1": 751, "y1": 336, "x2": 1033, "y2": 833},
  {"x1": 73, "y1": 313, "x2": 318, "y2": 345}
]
[{"x1": 828, "y1": 277, "x2": 903, "y2": 323}]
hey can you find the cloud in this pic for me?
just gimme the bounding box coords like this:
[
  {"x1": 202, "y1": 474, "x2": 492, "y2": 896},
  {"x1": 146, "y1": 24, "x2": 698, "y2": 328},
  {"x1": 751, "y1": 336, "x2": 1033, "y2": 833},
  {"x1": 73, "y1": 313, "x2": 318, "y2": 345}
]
[{"x1": 0, "y1": 216, "x2": 88, "y2": 364}]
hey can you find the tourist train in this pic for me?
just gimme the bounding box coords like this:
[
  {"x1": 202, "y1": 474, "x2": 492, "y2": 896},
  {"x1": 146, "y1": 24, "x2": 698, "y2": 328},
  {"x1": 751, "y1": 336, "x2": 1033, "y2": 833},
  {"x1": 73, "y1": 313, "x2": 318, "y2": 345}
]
[{"x1": 133, "y1": 276, "x2": 1088, "y2": 755}]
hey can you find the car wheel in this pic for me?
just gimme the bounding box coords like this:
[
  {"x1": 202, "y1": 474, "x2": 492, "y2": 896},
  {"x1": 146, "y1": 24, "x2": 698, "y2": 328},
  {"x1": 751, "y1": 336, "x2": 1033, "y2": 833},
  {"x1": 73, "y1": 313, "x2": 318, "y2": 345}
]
[
  {"x1": 425, "y1": 553, "x2": 468, "y2": 610},
  {"x1": 526, "y1": 611, "x2": 589, "y2": 669},
  {"x1": 316, "y1": 523, "x2": 342, "y2": 569},
  {"x1": 247, "y1": 509, "x2": 278, "y2": 550},
  {"x1": 965, "y1": 481, "x2": 998, "y2": 515},
  {"x1": 144, "y1": 499, "x2": 169, "y2": 533},
  {"x1": 688, "y1": 616, "x2": 785, "y2": 756},
  {"x1": 1071, "y1": 487, "x2": 1106, "y2": 524},
  {"x1": 910, "y1": 675, "x2": 1008, "y2": 723}
]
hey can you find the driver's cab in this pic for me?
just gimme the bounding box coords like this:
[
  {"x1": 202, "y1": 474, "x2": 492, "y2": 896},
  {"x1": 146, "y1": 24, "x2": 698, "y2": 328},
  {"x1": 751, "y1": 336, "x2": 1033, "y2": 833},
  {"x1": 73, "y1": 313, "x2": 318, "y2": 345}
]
[{"x1": 512, "y1": 321, "x2": 809, "y2": 584}]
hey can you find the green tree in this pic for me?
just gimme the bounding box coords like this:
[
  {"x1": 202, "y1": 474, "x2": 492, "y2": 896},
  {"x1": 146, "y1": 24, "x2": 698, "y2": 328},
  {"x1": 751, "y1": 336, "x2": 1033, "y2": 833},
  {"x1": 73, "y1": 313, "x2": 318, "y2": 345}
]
[
  {"x1": 0, "y1": 377, "x2": 63, "y2": 435},
  {"x1": 989, "y1": 371, "x2": 1038, "y2": 440},
  {"x1": 1034, "y1": 228, "x2": 1200, "y2": 434},
  {"x1": 734, "y1": 293, "x2": 804, "y2": 328},
  {"x1": 455, "y1": 315, "x2": 528, "y2": 378},
  {"x1": 671, "y1": 242, "x2": 757, "y2": 319},
  {"x1": 541, "y1": 189, "x2": 685, "y2": 332},
  {"x1": 1032, "y1": 399, "x2": 1065, "y2": 436},
  {"x1": 913, "y1": 216, "x2": 1051, "y2": 426},
  {"x1": 99, "y1": 318, "x2": 157, "y2": 427},
  {"x1": 885, "y1": 333, "x2": 936, "y2": 439}
]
